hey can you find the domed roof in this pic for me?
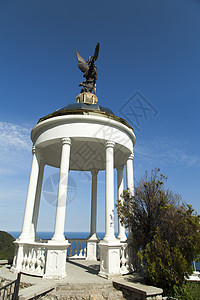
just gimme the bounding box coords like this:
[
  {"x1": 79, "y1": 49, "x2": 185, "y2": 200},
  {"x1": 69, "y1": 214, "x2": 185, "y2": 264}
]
[
  {"x1": 57, "y1": 103, "x2": 114, "y2": 115},
  {"x1": 38, "y1": 102, "x2": 132, "y2": 130}
]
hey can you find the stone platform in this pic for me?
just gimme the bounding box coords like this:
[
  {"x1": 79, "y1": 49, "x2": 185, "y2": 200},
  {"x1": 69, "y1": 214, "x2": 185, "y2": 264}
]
[
  {"x1": 0, "y1": 260, "x2": 113, "y2": 299},
  {"x1": 0, "y1": 260, "x2": 163, "y2": 299}
]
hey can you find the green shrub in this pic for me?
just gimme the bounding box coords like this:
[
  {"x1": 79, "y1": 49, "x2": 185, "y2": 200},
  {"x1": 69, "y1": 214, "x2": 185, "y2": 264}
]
[
  {"x1": 172, "y1": 282, "x2": 200, "y2": 300},
  {"x1": 0, "y1": 231, "x2": 15, "y2": 260},
  {"x1": 117, "y1": 169, "x2": 200, "y2": 295}
]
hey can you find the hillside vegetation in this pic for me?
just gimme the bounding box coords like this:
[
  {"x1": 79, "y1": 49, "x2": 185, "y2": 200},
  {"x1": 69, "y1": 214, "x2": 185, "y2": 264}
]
[{"x1": 0, "y1": 231, "x2": 15, "y2": 260}]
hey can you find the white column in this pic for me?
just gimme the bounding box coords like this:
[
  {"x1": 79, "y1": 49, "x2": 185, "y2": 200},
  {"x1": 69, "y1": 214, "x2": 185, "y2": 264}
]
[
  {"x1": 86, "y1": 170, "x2": 98, "y2": 260},
  {"x1": 19, "y1": 146, "x2": 40, "y2": 241},
  {"x1": 52, "y1": 137, "x2": 71, "y2": 242},
  {"x1": 31, "y1": 161, "x2": 45, "y2": 240},
  {"x1": 126, "y1": 153, "x2": 134, "y2": 241},
  {"x1": 98, "y1": 141, "x2": 122, "y2": 278},
  {"x1": 104, "y1": 141, "x2": 116, "y2": 241},
  {"x1": 126, "y1": 153, "x2": 134, "y2": 196},
  {"x1": 117, "y1": 166, "x2": 127, "y2": 241},
  {"x1": 90, "y1": 169, "x2": 98, "y2": 239}
]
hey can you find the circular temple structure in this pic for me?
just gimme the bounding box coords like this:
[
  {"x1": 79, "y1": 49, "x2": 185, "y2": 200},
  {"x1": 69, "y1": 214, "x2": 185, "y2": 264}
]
[{"x1": 12, "y1": 94, "x2": 136, "y2": 279}]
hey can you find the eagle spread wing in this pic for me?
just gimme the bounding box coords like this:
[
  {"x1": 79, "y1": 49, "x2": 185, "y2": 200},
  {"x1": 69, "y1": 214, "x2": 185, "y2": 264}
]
[
  {"x1": 76, "y1": 49, "x2": 88, "y2": 73},
  {"x1": 93, "y1": 42, "x2": 100, "y2": 61}
]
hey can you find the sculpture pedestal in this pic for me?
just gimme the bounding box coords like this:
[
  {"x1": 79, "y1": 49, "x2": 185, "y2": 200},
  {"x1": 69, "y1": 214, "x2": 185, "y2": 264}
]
[
  {"x1": 86, "y1": 235, "x2": 98, "y2": 261},
  {"x1": 76, "y1": 92, "x2": 98, "y2": 104},
  {"x1": 98, "y1": 240, "x2": 121, "y2": 279},
  {"x1": 44, "y1": 240, "x2": 70, "y2": 279}
]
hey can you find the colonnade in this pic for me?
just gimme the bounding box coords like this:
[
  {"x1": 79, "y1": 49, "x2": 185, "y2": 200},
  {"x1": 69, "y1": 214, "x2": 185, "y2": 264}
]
[
  {"x1": 17, "y1": 137, "x2": 134, "y2": 278},
  {"x1": 19, "y1": 138, "x2": 134, "y2": 245}
]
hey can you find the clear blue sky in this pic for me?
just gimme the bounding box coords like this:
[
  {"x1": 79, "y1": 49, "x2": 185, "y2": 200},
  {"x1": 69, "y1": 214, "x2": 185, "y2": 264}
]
[{"x1": 0, "y1": 0, "x2": 200, "y2": 233}]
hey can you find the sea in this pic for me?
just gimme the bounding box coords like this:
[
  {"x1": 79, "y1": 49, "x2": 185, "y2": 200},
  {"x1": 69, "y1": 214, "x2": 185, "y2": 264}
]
[
  {"x1": 8, "y1": 231, "x2": 200, "y2": 271},
  {"x1": 8, "y1": 231, "x2": 105, "y2": 240}
]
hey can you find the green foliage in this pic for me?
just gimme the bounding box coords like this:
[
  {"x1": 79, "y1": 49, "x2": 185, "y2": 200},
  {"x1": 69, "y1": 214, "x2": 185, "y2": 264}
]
[
  {"x1": 139, "y1": 229, "x2": 192, "y2": 292},
  {"x1": 0, "y1": 231, "x2": 15, "y2": 260},
  {"x1": 172, "y1": 282, "x2": 200, "y2": 300},
  {"x1": 117, "y1": 168, "x2": 200, "y2": 295}
]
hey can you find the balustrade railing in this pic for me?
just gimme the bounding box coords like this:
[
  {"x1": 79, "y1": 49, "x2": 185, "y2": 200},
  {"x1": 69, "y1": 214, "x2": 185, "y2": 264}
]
[
  {"x1": 21, "y1": 244, "x2": 45, "y2": 276},
  {"x1": 12, "y1": 242, "x2": 46, "y2": 277},
  {"x1": 12, "y1": 238, "x2": 129, "y2": 278},
  {"x1": 67, "y1": 239, "x2": 87, "y2": 259}
]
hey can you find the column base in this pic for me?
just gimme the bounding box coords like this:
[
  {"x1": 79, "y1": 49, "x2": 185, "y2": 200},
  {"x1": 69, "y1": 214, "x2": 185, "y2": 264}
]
[
  {"x1": 44, "y1": 241, "x2": 70, "y2": 279},
  {"x1": 51, "y1": 234, "x2": 66, "y2": 243},
  {"x1": 18, "y1": 234, "x2": 34, "y2": 242},
  {"x1": 117, "y1": 233, "x2": 127, "y2": 242},
  {"x1": 86, "y1": 236, "x2": 99, "y2": 261},
  {"x1": 88, "y1": 233, "x2": 98, "y2": 240},
  {"x1": 48, "y1": 238, "x2": 69, "y2": 245},
  {"x1": 98, "y1": 240, "x2": 122, "y2": 279}
]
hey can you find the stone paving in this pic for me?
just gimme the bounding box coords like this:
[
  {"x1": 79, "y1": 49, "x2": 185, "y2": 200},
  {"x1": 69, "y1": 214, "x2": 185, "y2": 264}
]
[
  {"x1": 0, "y1": 260, "x2": 109, "y2": 285},
  {"x1": 0, "y1": 260, "x2": 114, "y2": 299},
  {"x1": 0, "y1": 260, "x2": 164, "y2": 299}
]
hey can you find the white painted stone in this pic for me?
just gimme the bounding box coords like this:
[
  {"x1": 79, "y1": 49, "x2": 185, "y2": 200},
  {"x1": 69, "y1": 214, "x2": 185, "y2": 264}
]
[
  {"x1": 86, "y1": 169, "x2": 99, "y2": 261},
  {"x1": 104, "y1": 141, "x2": 116, "y2": 242},
  {"x1": 52, "y1": 138, "x2": 71, "y2": 242},
  {"x1": 13, "y1": 106, "x2": 136, "y2": 279},
  {"x1": 98, "y1": 240, "x2": 122, "y2": 279},
  {"x1": 19, "y1": 147, "x2": 40, "y2": 241},
  {"x1": 126, "y1": 153, "x2": 134, "y2": 196},
  {"x1": 126, "y1": 153, "x2": 135, "y2": 244},
  {"x1": 86, "y1": 238, "x2": 98, "y2": 261},
  {"x1": 117, "y1": 166, "x2": 127, "y2": 242},
  {"x1": 31, "y1": 161, "x2": 45, "y2": 240},
  {"x1": 31, "y1": 115, "x2": 135, "y2": 170},
  {"x1": 44, "y1": 241, "x2": 70, "y2": 279},
  {"x1": 12, "y1": 242, "x2": 23, "y2": 272},
  {"x1": 90, "y1": 170, "x2": 98, "y2": 240}
]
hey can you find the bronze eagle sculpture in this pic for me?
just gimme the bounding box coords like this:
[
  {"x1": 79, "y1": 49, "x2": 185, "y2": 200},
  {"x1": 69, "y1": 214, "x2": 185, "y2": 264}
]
[{"x1": 76, "y1": 43, "x2": 100, "y2": 94}]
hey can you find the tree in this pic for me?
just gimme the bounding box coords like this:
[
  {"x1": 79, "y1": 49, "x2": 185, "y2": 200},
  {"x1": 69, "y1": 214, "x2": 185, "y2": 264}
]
[
  {"x1": 0, "y1": 231, "x2": 15, "y2": 260},
  {"x1": 117, "y1": 169, "x2": 200, "y2": 294}
]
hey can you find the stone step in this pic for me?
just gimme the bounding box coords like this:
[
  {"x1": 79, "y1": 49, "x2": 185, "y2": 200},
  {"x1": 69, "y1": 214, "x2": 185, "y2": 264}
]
[
  {"x1": 19, "y1": 283, "x2": 56, "y2": 300},
  {"x1": 113, "y1": 279, "x2": 163, "y2": 300},
  {"x1": 57, "y1": 282, "x2": 113, "y2": 291},
  {"x1": 41, "y1": 287, "x2": 124, "y2": 300},
  {"x1": 0, "y1": 260, "x2": 9, "y2": 265}
]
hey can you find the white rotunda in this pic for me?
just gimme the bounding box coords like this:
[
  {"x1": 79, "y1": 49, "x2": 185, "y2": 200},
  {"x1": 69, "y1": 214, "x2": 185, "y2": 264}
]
[{"x1": 12, "y1": 92, "x2": 136, "y2": 279}]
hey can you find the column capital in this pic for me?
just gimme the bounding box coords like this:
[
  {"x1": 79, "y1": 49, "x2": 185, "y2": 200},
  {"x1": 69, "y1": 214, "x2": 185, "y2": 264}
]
[
  {"x1": 91, "y1": 169, "x2": 99, "y2": 176},
  {"x1": 32, "y1": 146, "x2": 36, "y2": 155},
  {"x1": 105, "y1": 140, "x2": 115, "y2": 149},
  {"x1": 127, "y1": 153, "x2": 134, "y2": 161},
  {"x1": 61, "y1": 137, "x2": 71, "y2": 146},
  {"x1": 33, "y1": 147, "x2": 46, "y2": 165}
]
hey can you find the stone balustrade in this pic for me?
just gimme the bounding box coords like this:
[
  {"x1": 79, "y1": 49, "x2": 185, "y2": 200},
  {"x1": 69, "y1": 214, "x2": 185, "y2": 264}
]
[
  {"x1": 12, "y1": 242, "x2": 46, "y2": 277},
  {"x1": 22, "y1": 245, "x2": 45, "y2": 276},
  {"x1": 67, "y1": 239, "x2": 87, "y2": 259},
  {"x1": 12, "y1": 238, "x2": 130, "y2": 278}
]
